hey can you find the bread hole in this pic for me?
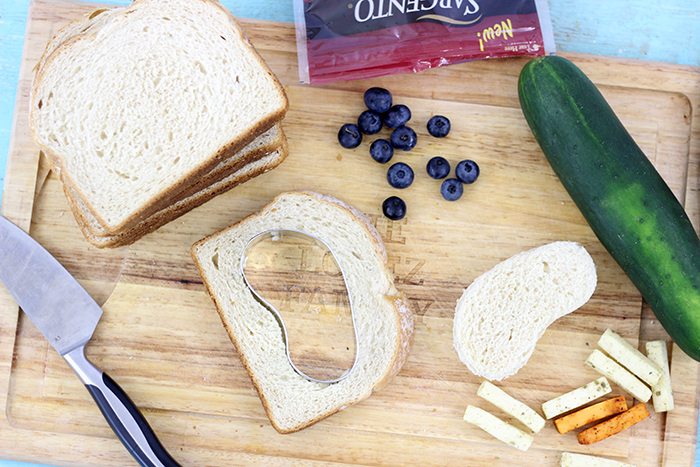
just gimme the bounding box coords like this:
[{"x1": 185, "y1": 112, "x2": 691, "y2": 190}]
[
  {"x1": 96, "y1": 150, "x2": 104, "y2": 158},
  {"x1": 211, "y1": 252, "x2": 219, "y2": 269},
  {"x1": 542, "y1": 261, "x2": 550, "y2": 273},
  {"x1": 352, "y1": 251, "x2": 362, "y2": 261},
  {"x1": 100, "y1": 131, "x2": 107, "y2": 140},
  {"x1": 168, "y1": 131, "x2": 174, "y2": 142},
  {"x1": 220, "y1": 35, "x2": 227, "y2": 41},
  {"x1": 143, "y1": 26, "x2": 149, "y2": 32},
  {"x1": 172, "y1": 156, "x2": 181, "y2": 165},
  {"x1": 235, "y1": 75, "x2": 240, "y2": 84},
  {"x1": 243, "y1": 231, "x2": 355, "y2": 382},
  {"x1": 162, "y1": 16, "x2": 171, "y2": 20},
  {"x1": 37, "y1": 99, "x2": 43, "y2": 109},
  {"x1": 195, "y1": 61, "x2": 207, "y2": 75}
]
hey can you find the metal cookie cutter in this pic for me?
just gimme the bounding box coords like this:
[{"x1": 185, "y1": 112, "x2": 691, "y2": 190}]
[{"x1": 240, "y1": 229, "x2": 359, "y2": 384}]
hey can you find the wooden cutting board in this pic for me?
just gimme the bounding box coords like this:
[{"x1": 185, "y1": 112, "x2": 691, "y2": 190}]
[{"x1": 1, "y1": 1, "x2": 699, "y2": 465}]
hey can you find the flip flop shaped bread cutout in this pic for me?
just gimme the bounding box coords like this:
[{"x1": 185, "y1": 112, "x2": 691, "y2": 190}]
[
  {"x1": 191, "y1": 192, "x2": 414, "y2": 433},
  {"x1": 453, "y1": 241, "x2": 597, "y2": 381},
  {"x1": 240, "y1": 229, "x2": 358, "y2": 384}
]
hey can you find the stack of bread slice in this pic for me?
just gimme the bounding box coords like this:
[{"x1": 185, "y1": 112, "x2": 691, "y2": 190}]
[{"x1": 30, "y1": 0, "x2": 288, "y2": 248}]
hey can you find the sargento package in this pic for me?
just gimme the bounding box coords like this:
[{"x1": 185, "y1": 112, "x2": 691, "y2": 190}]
[{"x1": 293, "y1": 0, "x2": 555, "y2": 84}]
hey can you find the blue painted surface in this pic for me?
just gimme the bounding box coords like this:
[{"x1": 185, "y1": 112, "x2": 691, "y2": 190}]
[{"x1": 0, "y1": 0, "x2": 699, "y2": 466}]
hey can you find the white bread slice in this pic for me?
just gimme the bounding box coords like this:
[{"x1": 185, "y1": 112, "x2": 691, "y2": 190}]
[
  {"x1": 38, "y1": 2, "x2": 285, "y2": 236},
  {"x1": 69, "y1": 125, "x2": 284, "y2": 238},
  {"x1": 40, "y1": 8, "x2": 284, "y2": 241},
  {"x1": 35, "y1": 7, "x2": 118, "y2": 77},
  {"x1": 31, "y1": 0, "x2": 288, "y2": 233},
  {"x1": 453, "y1": 242, "x2": 597, "y2": 381},
  {"x1": 191, "y1": 192, "x2": 414, "y2": 433},
  {"x1": 70, "y1": 147, "x2": 288, "y2": 249}
]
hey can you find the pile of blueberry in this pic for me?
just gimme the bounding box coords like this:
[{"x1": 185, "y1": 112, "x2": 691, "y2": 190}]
[{"x1": 338, "y1": 87, "x2": 479, "y2": 221}]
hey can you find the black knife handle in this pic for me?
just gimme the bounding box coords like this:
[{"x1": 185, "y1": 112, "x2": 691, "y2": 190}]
[
  {"x1": 64, "y1": 347, "x2": 181, "y2": 467},
  {"x1": 86, "y1": 373, "x2": 181, "y2": 467}
]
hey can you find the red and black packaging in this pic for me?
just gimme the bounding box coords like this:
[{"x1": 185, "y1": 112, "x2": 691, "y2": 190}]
[{"x1": 293, "y1": 0, "x2": 555, "y2": 84}]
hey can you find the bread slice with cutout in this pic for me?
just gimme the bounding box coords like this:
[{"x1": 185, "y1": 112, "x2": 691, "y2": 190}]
[
  {"x1": 31, "y1": 0, "x2": 288, "y2": 234},
  {"x1": 191, "y1": 192, "x2": 414, "y2": 432},
  {"x1": 453, "y1": 242, "x2": 597, "y2": 381},
  {"x1": 71, "y1": 146, "x2": 288, "y2": 248}
]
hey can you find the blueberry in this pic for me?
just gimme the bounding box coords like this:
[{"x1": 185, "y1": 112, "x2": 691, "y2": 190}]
[
  {"x1": 441, "y1": 178, "x2": 463, "y2": 201},
  {"x1": 357, "y1": 110, "x2": 383, "y2": 135},
  {"x1": 455, "y1": 159, "x2": 480, "y2": 184},
  {"x1": 427, "y1": 115, "x2": 451, "y2": 138},
  {"x1": 364, "y1": 87, "x2": 392, "y2": 114},
  {"x1": 390, "y1": 126, "x2": 417, "y2": 151},
  {"x1": 383, "y1": 104, "x2": 412, "y2": 129},
  {"x1": 382, "y1": 196, "x2": 407, "y2": 221},
  {"x1": 338, "y1": 123, "x2": 362, "y2": 149},
  {"x1": 387, "y1": 162, "x2": 414, "y2": 189},
  {"x1": 426, "y1": 156, "x2": 451, "y2": 179},
  {"x1": 370, "y1": 139, "x2": 393, "y2": 164}
]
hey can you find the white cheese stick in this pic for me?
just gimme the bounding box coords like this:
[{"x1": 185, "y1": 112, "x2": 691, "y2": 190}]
[
  {"x1": 598, "y1": 329, "x2": 662, "y2": 386},
  {"x1": 560, "y1": 452, "x2": 635, "y2": 467},
  {"x1": 645, "y1": 341, "x2": 674, "y2": 412},
  {"x1": 477, "y1": 381, "x2": 545, "y2": 433},
  {"x1": 463, "y1": 405, "x2": 534, "y2": 451},
  {"x1": 586, "y1": 349, "x2": 652, "y2": 402},
  {"x1": 541, "y1": 377, "x2": 611, "y2": 419}
]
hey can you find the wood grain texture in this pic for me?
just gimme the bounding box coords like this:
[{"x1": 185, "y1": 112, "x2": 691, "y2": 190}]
[{"x1": 0, "y1": 1, "x2": 698, "y2": 466}]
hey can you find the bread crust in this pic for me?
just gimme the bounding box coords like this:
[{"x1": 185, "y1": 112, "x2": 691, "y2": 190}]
[
  {"x1": 70, "y1": 144, "x2": 288, "y2": 248},
  {"x1": 70, "y1": 127, "x2": 286, "y2": 238},
  {"x1": 190, "y1": 191, "x2": 414, "y2": 433},
  {"x1": 29, "y1": 0, "x2": 289, "y2": 233}
]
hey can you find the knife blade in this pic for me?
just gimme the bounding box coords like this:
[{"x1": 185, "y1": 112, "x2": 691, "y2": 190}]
[
  {"x1": 0, "y1": 216, "x2": 180, "y2": 467},
  {"x1": 0, "y1": 216, "x2": 102, "y2": 355}
]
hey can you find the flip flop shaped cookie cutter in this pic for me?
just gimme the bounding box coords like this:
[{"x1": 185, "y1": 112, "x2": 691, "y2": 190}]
[{"x1": 240, "y1": 229, "x2": 359, "y2": 384}]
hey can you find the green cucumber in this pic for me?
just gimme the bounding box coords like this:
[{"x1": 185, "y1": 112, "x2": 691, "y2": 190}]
[{"x1": 518, "y1": 56, "x2": 700, "y2": 360}]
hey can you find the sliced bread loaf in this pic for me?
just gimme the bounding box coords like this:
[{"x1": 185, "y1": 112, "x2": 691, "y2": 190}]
[
  {"x1": 31, "y1": 0, "x2": 288, "y2": 233},
  {"x1": 70, "y1": 146, "x2": 288, "y2": 248},
  {"x1": 191, "y1": 192, "x2": 414, "y2": 432},
  {"x1": 453, "y1": 242, "x2": 597, "y2": 381},
  {"x1": 40, "y1": 10, "x2": 284, "y2": 235},
  {"x1": 68, "y1": 125, "x2": 285, "y2": 238}
]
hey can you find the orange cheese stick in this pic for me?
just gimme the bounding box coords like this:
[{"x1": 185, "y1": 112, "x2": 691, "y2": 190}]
[
  {"x1": 577, "y1": 403, "x2": 650, "y2": 445},
  {"x1": 554, "y1": 396, "x2": 628, "y2": 434}
]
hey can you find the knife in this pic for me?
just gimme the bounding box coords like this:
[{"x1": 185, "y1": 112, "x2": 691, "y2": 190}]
[{"x1": 0, "y1": 216, "x2": 180, "y2": 467}]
